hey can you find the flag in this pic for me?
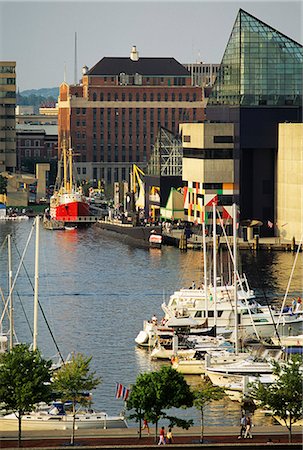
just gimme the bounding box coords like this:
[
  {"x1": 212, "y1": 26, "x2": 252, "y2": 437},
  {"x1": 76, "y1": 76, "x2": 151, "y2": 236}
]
[
  {"x1": 267, "y1": 220, "x2": 273, "y2": 228},
  {"x1": 281, "y1": 223, "x2": 288, "y2": 227},
  {"x1": 115, "y1": 383, "x2": 123, "y2": 399},
  {"x1": 115, "y1": 383, "x2": 130, "y2": 401},
  {"x1": 122, "y1": 386, "x2": 130, "y2": 401}
]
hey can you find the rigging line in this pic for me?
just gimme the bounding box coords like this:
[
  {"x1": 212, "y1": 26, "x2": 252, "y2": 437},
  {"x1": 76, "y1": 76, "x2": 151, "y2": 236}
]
[
  {"x1": 216, "y1": 208, "x2": 260, "y2": 339},
  {"x1": 246, "y1": 239, "x2": 282, "y2": 342},
  {"x1": 12, "y1": 237, "x2": 65, "y2": 364},
  {"x1": 15, "y1": 290, "x2": 33, "y2": 337},
  {"x1": 277, "y1": 235, "x2": 303, "y2": 327},
  {"x1": 0, "y1": 220, "x2": 35, "y2": 327}
]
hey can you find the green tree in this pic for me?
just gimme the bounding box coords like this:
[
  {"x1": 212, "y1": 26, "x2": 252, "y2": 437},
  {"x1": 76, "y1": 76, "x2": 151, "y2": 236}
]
[
  {"x1": 0, "y1": 344, "x2": 52, "y2": 446},
  {"x1": 0, "y1": 174, "x2": 7, "y2": 195},
  {"x1": 127, "y1": 366, "x2": 193, "y2": 441},
  {"x1": 192, "y1": 379, "x2": 225, "y2": 443},
  {"x1": 52, "y1": 353, "x2": 101, "y2": 445},
  {"x1": 251, "y1": 356, "x2": 303, "y2": 442}
]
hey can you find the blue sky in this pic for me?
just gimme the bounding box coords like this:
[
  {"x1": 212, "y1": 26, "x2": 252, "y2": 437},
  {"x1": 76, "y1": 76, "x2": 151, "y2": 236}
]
[{"x1": 0, "y1": 0, "x2": 302, "y2": 91}]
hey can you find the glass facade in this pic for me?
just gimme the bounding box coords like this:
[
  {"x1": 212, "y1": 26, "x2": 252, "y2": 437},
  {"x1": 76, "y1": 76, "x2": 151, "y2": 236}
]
[{"x1": 208, "y1": 9, "x2": 303, "y2": 106}]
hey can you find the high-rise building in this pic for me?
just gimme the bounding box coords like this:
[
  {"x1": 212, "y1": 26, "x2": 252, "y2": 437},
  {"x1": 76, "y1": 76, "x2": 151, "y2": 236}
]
[
  {"x1": 58, "y1": 47, "x2": 205, "y2": 187},
  {"x1": 0, "y1": 61, "x2": 16, "y2": 172},
  {"x1": 206, "y1": 9, "x2": 303, "y2": 234}
]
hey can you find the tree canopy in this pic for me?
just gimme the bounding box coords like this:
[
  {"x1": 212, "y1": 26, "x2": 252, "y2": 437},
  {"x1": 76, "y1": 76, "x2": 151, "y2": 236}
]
[
  {"x1": 192, "y1": 379, "x2": 225, "y2": 442},
  {"x1": 0, "y1": 344, "x2": 53, "y2": 444},
  {"x1": 52, "y1": 353, "x2": 101, "y2": 445},
  {"x1": 127, "y1": 366, "x2": 193, "y2": 439},
  {"x1": 251, "y1": 356, "x2": 303, "y2": 442}
]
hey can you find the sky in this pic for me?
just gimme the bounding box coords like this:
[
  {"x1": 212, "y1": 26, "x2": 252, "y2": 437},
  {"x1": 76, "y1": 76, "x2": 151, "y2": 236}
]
[{"x1": 0, "y1": 0, "x2": 302, "y2": 91}]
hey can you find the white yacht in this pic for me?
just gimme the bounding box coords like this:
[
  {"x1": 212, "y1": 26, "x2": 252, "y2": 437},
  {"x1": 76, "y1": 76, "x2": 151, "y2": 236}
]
[
  {"x1": 0, "y1": 402, "x2": 128, "y2": 430},
  {"x1": 161, "y1": 280, "x2": 303, "y2": 340}
]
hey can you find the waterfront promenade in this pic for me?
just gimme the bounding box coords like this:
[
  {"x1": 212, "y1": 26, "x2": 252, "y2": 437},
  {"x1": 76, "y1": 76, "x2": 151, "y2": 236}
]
[{"x1": 1, "y1": 425, "x2": 302, "y2": 449}]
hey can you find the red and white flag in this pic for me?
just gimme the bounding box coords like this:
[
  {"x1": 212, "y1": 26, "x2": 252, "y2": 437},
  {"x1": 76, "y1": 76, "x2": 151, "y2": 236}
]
[
  {"x1": 115, "y1": 383, "x2": 123, "y2": 399},
  {"x1": 267, "y1": 220, "x2": 274, "y2": 229}
]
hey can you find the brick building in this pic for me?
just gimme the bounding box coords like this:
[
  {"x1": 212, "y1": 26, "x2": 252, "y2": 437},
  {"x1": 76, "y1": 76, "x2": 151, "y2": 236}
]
[{"x1": 58, "y1": 47, "x2": 205, "y2": 187}]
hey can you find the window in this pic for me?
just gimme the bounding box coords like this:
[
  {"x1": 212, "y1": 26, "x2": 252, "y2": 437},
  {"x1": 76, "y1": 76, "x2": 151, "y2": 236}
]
[
  {"x1": 213, "y1": 135, "x2": 234, "y2": 143},
  {"x1": 150, "y1": 93, "x2": 154, "y2": 101},
  {"x1": 179, "y1": 93, "x2": 182, "y2": 101},
  {"x1": 93, "y1": 93, "x2": 97, "y2": 101},
  {"x1": 100, "y1": 93, "x2": 104, "y2": 101},
  {"x1": 129, "y1": 93, "x2": 132, "y2": 101},
  {"x1": 82, "y1": 167, "x2": 86, "y2": 174},
  {"x1": 35, "y1": 140, "x2": 39, "y2": 147},
  {"x1": 136, "y1": 93, "x2": 140, "y2": 101},
  {"x1": 107, "y1": 93, "x2": 111, "y2": 101},
  {"x1": 157, "y1": 93, "x2": 161, "y2": 101},
  {"x1": 183, "y1": 135, "x2": 191, "y2": 143},
  {"x1": 25, "y1": 139, "x2": 30, "y2": 147}
]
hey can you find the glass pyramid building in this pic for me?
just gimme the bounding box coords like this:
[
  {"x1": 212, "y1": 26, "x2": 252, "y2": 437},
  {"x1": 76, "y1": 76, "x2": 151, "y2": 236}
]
[{"x1": 208, "y1": 9, "x2": 303, "y2": 107}]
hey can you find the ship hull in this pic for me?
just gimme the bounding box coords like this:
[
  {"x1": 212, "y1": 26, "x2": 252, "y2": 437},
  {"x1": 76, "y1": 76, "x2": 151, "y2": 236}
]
[{"x1": 51, "y1": 201, "x2": 90, "y2": 221}]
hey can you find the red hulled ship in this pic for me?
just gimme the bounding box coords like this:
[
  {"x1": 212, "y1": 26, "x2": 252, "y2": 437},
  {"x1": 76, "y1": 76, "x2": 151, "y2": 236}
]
[{"x1": 50, "y1": 142, "x2": 90, "y2": 222}]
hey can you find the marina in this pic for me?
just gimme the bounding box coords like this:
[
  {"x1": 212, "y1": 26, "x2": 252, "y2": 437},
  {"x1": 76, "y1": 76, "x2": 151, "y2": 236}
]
[{"x1": 0, "y1": 219, "x2": 302, "y2": 428}]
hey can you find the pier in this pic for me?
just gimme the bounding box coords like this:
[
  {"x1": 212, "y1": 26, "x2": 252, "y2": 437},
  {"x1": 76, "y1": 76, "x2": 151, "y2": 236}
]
[{"x1": 163, "y1": 230, "x2": 302, "y2": 252}]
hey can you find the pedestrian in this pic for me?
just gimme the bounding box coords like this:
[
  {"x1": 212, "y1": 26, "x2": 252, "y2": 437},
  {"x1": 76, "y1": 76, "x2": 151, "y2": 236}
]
[
  {"x1": 238, "y1": 413, "x2": 247, "y2": 439},
  {"x1": 158, "y1": 426, "x2": 166, "y2": 445},
  {"x1": 142, "y1": 418, "x2": 150, "y2": 435},
  {"x1": 244, "y1": 415, "x2": 253, "y2": 438},
  {"x1": 166, "y1": 427, "x2": 173, "y2": 444}
]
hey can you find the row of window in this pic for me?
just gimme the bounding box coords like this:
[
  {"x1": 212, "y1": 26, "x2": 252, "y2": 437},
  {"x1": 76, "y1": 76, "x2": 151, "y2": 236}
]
[
  {"x1": 0, "y1": 78, "x2": 15, "y2": 85},
  {"x1": 90, "y1": 91, "x2": 198, "y2": 102},
  {"x1": 183, "y1": 148, "x2": 233, "y2": 159}
]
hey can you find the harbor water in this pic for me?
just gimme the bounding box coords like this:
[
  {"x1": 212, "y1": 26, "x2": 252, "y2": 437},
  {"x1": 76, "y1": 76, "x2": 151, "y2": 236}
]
[{"x1": 0, "y1": 219, "x2": 302, "y2": 427}]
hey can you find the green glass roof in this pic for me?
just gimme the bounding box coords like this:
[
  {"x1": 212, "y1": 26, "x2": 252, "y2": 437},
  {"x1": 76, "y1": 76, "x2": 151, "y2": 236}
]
[{"x1": 208, "y1": 9, "x2": 303, "y2": 107}]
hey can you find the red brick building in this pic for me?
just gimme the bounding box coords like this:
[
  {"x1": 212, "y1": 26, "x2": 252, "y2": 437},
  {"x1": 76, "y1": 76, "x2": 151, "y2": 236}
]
[{"x1": 58, "y1": 47, "x2": 205, "y2": 186}]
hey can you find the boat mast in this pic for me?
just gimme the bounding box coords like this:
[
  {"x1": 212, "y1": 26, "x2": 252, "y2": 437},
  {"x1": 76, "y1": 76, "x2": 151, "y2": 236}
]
[
  {"x1": 212, "y1": 202, "x2": 217, "y2": 329},
  {"x1": 8, "y1": 234, "x2": 13, "y2": 350},
  {"x1": 69, "y1": 149, "x2": 73, "y2": 193},
  {"x1": 202, "y1": 222, "x2": 208, "y2": 323},
  {"x1": 233, "y1": 203, "x2": 239, "y2": 354},
  {"x1": 63, "y1": 140, "x2": 68, "y2": 193},
  {"x1": 33, "y1": 216, "x2": 40, "y2": 351}
]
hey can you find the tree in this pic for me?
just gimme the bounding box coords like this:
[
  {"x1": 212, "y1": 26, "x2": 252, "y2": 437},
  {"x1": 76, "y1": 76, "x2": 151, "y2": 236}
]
[
  {"x1": 0, "y1": 344, "x2": 53, "y2": 446},
  {"x1": 192, "y1": 379, "x2": 225, "y2": 443},
  {"x1": 52, "y1": 353, "x2": 101, "y2": 445},
  {"x1": 251, "y1": 356, "x2": 303, "y2": 442},
  {"x1": 127, "y1": 366, "x2": 193, "y2": 441}
]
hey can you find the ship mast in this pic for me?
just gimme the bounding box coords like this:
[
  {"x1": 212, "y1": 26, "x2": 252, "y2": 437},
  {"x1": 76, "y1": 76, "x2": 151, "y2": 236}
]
[
  {"x1": 68, "y1": 140, "x2": 73, "y2": 194},
  {"x1": 63, "y1": 139, "x2": 68, "y2": 193}
]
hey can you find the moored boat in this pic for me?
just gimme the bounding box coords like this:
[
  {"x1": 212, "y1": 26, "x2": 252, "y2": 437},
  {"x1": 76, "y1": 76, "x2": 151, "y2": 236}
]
[
  {"x1": 0, "y1": 402, "x2": 128, "y2": 430},
  {"x1": 50, "y1": 140, "x2": 90, "y2": 224}
]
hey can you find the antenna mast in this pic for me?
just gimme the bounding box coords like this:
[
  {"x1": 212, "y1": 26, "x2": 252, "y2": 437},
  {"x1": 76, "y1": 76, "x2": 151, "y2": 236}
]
[{"x1": 74, "y1": 31, "x2": 78, "y2": 84}]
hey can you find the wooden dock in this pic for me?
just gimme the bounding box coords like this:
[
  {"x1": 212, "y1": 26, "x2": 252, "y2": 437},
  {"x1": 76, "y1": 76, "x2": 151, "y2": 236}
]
[{"x1": 163, "y1": 230, "x2": 301, "y2": 252}]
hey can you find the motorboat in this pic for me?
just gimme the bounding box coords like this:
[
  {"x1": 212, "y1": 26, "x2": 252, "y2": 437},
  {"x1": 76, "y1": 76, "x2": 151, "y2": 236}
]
[
  {"x1": 171, "y1": 348, "x2": 249, "y2": 375},
  {"x1": 0, "y1": 402, "x2": 128, "y2": 430},
  {"x1": 161, "y1": 283, "x2": 303, "y2": 340}
]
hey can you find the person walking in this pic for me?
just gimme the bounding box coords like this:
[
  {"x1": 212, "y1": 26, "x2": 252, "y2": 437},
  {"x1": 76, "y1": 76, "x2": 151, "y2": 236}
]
[
  {"x1": 158, "y1": 426, "x2": 166, "y2": 445},
  {"x1": 142, "y1": 418, "x2": 150, "y2": 435},
  {"x1": 166, "y1": 427, "x2": 173, "y2": 444},
  {"x1": 244, "y1": 415, "x2": 253, "y2": 438},
  {"x1": 238, "y1": 413, "x2": 247, "y2": 439}
]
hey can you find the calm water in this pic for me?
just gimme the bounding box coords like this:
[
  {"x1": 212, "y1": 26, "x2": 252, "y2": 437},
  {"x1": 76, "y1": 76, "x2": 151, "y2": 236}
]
[{"x1": 0, "y1": 219, "x2": 302, "y2": 426}]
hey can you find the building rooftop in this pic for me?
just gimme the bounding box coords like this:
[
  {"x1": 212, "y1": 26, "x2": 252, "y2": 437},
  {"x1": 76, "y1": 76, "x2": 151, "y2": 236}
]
[{"x1": 87, "y1": 57, "x2": 190, "y2": 76}]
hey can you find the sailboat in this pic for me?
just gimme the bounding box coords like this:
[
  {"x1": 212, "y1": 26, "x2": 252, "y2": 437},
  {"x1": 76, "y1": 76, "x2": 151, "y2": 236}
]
[{"x1": 50, "y1": 140, "x2": 90, "y2": 223}]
